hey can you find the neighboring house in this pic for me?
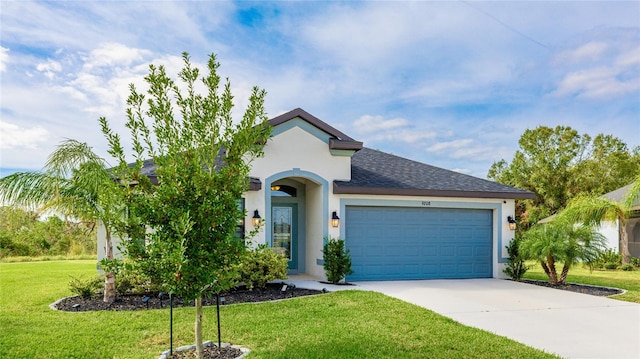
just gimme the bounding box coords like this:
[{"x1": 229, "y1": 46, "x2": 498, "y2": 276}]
[
  {"x1": 598, "y1": 184, "x2": 640, "y2": 257},
  {"x1": 98, "y1": 108, "x2": 535, "y2": 281}
]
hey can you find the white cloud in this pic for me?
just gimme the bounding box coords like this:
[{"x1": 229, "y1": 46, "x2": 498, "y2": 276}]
[
  {"x1": 427, "y1": 139, "x2": 473, "y2": 153},
  {"x1": 553, "y1": 66, "x2": 640, "y2": 99},
  {"x1": 0, "y1": 47, "x2": 8, "y2": 72},
  {"x1": 82, "y1": 43, "x2": 152, "y2": 71},
  {"x1": 354, "y1": 115, "x2": 409, "y2": 132},
  {"x1": 554, "y1": 42, "x2": 608, "y2": 64},
  {"x1": 616, "y1": 47, "x2": 640, "y2": 68},
  {"x1": 0, "y1": 120, "x2": 49, "y2": 149},
  {"x1": 36, "y1": 59, "x2": 62, "y2": 80}
]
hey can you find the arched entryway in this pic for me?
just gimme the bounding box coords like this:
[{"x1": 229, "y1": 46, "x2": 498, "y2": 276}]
[{"x1": 265, "y1": 170, "x2": 329, "y2": 275}]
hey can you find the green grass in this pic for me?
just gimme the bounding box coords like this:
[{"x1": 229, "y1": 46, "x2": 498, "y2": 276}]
[
  {"x1": 0, "y1": 254, "x2": 97, "y2": 263},
  {"x1": 0, "y1": 261, "x2": 558, "y2": 359},
  {"x1": 523, "y1": 262, "x2": 640, "y2": 303}
]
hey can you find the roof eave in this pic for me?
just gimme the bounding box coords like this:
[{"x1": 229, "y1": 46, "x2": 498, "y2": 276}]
[
  {"x1": 333, "y1": 183, "x2": 536, "y2": 199},
  {"x1": 329, "y1": 138, "x2": 363, "y2": 151},
  {"x1": 269, "y1": 108, "x2": 356, "y2": 141}
]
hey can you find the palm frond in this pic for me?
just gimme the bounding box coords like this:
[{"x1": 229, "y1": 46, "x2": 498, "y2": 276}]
[
  {"x1": 0, "y1": 172, "x2": 68, "y2": 210},
  {"x1": 46, "y1": 139, "x2": 108, "y2": 178},
  {"x1": 559, "y1": 195, "x2": 626, "y2": 226}
]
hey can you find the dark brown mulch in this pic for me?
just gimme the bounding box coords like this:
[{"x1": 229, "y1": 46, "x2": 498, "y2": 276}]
[
  {"x1": 519, "y1": 279, "x2": 624, "y2": 296},
  {"x1": 165, "y1": 344, "x2": 242, "y2": 359},
  {"x1": 53, "y1": 282, "x2": 323, "y2": 312}
]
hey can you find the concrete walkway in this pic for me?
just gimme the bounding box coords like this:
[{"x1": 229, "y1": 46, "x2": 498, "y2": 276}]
[{"x1": 288, "y1": 276, "x2": 640, "y2": 359}]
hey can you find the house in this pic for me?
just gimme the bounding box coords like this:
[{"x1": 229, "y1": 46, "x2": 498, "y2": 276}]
[
  {"x1": 597, "y1": 184, "x2": 640, "y2": 257},
  {"x1": 98, "y1": 108, "x2": 535, "y2": 281}
]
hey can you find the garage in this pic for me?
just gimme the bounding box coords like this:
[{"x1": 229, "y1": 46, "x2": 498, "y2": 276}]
[{"x1": 345, "y1": 206, "x2": 493, "y2": 281}]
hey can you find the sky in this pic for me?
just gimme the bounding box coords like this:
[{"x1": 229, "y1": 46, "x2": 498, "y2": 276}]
[{"x1": 1, "y1": 1, "x2": 639, "y2": 180}]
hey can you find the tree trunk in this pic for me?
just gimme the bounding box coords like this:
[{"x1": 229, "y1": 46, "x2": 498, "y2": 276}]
[
  {"x1": 540, "y1": 261, "x2": 551, "y2": 278},
  {"x1": 558, "y1": 264, "x2": 570, "y2": 285},
  {"x1": 546, "y1": 255, "x2": 558, "y2": 285},
  {"x1": 620, "y1": 220, "x2": 630, "y2": 264},
  {"x1": 195, "y1": 295, "x2": 204, "y2": 358},
  {"x1": 103, "y1": 228, "x2": 116, "y2": 303}
]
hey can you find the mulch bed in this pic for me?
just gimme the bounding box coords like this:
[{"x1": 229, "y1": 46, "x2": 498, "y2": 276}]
[
  {"x1": 53, "y1": 282, "x2": 323, "y2": 312},
  {"x1": 519, "y1": 279, "x2": 624, "y2": 296},
  {"x1": 164, "y1": 344, "x2": 242, "y2": 359}
]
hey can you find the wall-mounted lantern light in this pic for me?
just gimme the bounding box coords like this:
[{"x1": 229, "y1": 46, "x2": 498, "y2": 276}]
[
  {"x1": 252, "y1": 209, "x2": 261, "y2": 227},
  {"x1": 331, "y1": 211, "x2": 340, "y2": 228},
  {"x1": 507, "y1": 216, "x2": 517, "y2": 230}
]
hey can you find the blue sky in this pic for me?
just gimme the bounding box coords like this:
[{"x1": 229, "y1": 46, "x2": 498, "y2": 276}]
[{"x1": 1, "y1": 1, "x2": 639, "y2": 179}]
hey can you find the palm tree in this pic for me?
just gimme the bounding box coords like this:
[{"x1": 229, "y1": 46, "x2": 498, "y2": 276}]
[
  {"x1": 0, "y1": 139, "x2": 125, "y2": 303},
  {"x1": 520, "y1": 219, "x2": 606, "y2": 285},
  {"x1": 560, "y1": 173, "x2": 640, "y2": 264}
]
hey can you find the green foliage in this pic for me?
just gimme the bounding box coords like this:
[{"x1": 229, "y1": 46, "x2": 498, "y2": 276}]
[
  {"x1": 322, "y1": 237, "x2": 354, "y2": 284},
  {"x1": 488, "y1": 126, "x2": 640, "y2": 230},
  {"x1": 630, "y1": 257, "x2": 640, "y2": 268},
  {"x1": 115, "y1": 264, "x2": 164, "y2": 295},
  {"x1": 503, "y1": 236, "x2": 528, "y2": 280},
  {"x1": 0, "y1": 207, "x2": 96, "y2": 258},
  {"x1": 68, "y1": 274, "x2": 102, "y2": 299},
  {"x1": 621, "y1": 264, "x2": 634, "y2": 271},
  {"x1": 592, "y1": 248, "x2": 622, "y2": 269},
  {"x1": 603, "y1": 262, "x2": 619, "y2": 270},
  {"x1": 520, "y1": 219, "x2": 606, "y2": 285},
  {"x1": 238, "y1": 245, "x2": 288, "y2": 290}
]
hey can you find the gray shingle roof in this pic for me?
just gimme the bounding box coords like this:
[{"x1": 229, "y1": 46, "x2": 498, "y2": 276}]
[
  {"x1": 334, "y1": 148, "x2": 535, "y2": 199},
  {"x1": 602, "y1": 184, "x2": 640, "y2": 209}
]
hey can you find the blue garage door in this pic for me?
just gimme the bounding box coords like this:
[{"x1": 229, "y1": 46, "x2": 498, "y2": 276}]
[{"x1": 345, "y1": 206, "x2": 492, "y2": 281}]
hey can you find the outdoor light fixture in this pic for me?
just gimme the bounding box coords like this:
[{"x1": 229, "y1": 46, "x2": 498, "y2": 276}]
[
  {"x1": 72, "y1": 303, "x2": 81, "y2": 311},
  {"x1": 143, "y1": 296, "x2": 150, "y2": 309},
  {"x1": 270, "y1": 185, "x2": 281, "y2": 191},
  {"x1": 507, "y1": 216, "x2": 517, "y2": 230},
  {"x1": 331, "y1": 211, "x2": 340, "y2": 228},
  {"x1": 158, "y1": 292, "x2": 164, "y2": 308},
  {"x1": 252, "y1": 209, "x2": 261, "y2": 227}
]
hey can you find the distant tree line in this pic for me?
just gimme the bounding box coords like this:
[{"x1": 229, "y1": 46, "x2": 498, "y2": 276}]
[
  {"x1": 0, "y1": 206, "x2": 96, "y2": 258},
  {"x1": 488, "y1": 126, "x2": 640, "y2": 229}
]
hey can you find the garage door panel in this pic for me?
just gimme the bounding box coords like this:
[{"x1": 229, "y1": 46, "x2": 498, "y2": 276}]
[{"x1": 346, "y1": 206, "x2": 492, "y2": 281}]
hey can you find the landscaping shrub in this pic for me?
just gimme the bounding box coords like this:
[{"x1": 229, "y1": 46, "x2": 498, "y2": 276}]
[
  {"x1": 115, "y1": 266, "x2": 163, "y2": 295},
  {"x1": 503, "y1": 236, "x2": 528, "y2": 280},
  {"x1": 603, "y1": 262, "x2": 619, "y2": 270},
  {"x1": 630, "y1": 257, "x2": 640, "y2": 268},
  {"x1": 68, "y1": 275, "x2": 102, "y2": 299},
  {"x1": 594, "y1": 248, "x2": 622, "y2": 269},
  {"x1": 621, "y1": 264, "x2": 634, "y2": 271},
  {"x1": 322, "y1": 237, "x2": 353, "y2": 284},
  {"x1": 238, "y1": 245, "x2": 288, "y2": 290}
]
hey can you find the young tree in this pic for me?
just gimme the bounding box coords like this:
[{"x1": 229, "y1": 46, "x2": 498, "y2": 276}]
[
  {"x1": 0, "y1": 140, "x2": 125, "y2": 303},
  {"x1": 488, "y1": 126, "x2": 639, "y2": 229},
  {"x1": 519, "y1": 219, "x2": 606, "y2": 285},
  {"x1": 101, "y1": 52, "x2": 271, "y2": 357}
]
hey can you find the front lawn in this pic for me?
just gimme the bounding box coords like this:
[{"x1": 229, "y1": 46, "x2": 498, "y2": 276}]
[
  {"x1": 0, "y1": 261, "x2": 558, "y2": 358},
  {"x1": 523, "y1": 263, "x2": 640, "y2": 303}
]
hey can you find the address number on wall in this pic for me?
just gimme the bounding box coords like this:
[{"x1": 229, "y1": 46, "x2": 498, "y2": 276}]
[{"x1": 421, "y1": 201, "x2": 431, "y2": 206}]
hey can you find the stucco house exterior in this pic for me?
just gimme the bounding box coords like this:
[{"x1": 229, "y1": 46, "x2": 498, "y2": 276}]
[
  {"x1": 597, "y1": 184, "x2": 640, "y2": 257},
  {"x1": 98, "y1": 108, "x2": 535, "y2": 281}
]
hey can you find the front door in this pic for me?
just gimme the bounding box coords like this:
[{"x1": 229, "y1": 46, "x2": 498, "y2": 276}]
[{"x1": 272, "y1": 204, "x2": 298, "y2": 269}]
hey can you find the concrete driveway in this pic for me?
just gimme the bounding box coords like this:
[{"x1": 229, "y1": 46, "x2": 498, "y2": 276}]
[{"x1": 352, "y1": 279, "x2": 640, "y2": 359}]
